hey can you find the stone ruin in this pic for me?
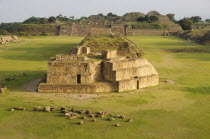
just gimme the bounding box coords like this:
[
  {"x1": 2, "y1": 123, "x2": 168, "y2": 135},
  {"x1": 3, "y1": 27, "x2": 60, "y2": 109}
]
[
  {"x1": 38, "y1": 30, "x2": 159, "y2": 93},
  {"x1": 0, "y1": 36, "x2": 19, "y2": 44}
]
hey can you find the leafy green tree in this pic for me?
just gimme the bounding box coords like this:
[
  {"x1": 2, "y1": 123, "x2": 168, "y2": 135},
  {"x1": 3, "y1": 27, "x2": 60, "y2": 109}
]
[
  {"x1": 80, "y1": 16, "x2": 88, "y2": 20},
  {"x1": 40, "y1": 18, "x2": 48, "y2": 24},
  {"x1": 190, "y1": 16, "x2": 202, "y2": 23},
  {"x1": 205, "y1": 19, "x2": 210, "y2": 23},
  {"x1": 0, "y1": 30, "x2": 10, "y2": 35},
  {"x1": 137, "y1": 17, "x2": 145, "y2": 22},
  {"x1": 48, "y1": 16, "x2": 56, "y2": 23},
  {"x1": 178, "y1": 18, "x2": 193, "y2": 30},
  {"x1": 150, "y1": 16, "x2": 159, "y2": 22},
  {"x1": 69, "y1": 16, "x2": 75, "y2": 20},
  {"x1": 107, "y1": 13, "x2": 118, "y2": 17},
  {"x1": 23, "y1": 16, "x2": 40, "y2": 24}
]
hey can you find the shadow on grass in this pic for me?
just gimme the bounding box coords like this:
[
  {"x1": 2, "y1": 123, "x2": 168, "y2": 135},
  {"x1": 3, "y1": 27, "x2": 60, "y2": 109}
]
[
  {"x1": 180, "y1": 86, "x2": 210, "y2": 94},
  {"x1": 0, "y1": 70, "x2": 46, "y2": 91},
  {"x1": 0, "y1": 43, "x2": 78, "y2": 61}
]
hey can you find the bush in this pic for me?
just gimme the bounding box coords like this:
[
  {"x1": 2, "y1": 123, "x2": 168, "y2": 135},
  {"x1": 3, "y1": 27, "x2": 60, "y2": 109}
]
[
  {"x1": 167, "y1": 14, "x2": 176, "y2": 22},
  {"x1": 178, "y1": 18, "x2": 193, "y2": 30},
  {"x1": 48, "y1": 16, "x2": 56, "y2": 23},
  {"x1": 190, "y1": 16, "x2": 202, "y2": 23},
  {"x1": 150, "y1": 16, "x2": 159, "y2": 23},
  {"x1": 17, "y1": 32, "x2": 28, "y2": 36},
  {"x1": 0, "y1": 30, "x2": 10, "y2": 35}
]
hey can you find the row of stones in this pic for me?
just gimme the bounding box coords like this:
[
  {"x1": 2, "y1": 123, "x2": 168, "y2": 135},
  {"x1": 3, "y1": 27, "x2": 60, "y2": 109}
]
[{"x1": 10, "y1": 106, "x2": 133, "y2": 127}]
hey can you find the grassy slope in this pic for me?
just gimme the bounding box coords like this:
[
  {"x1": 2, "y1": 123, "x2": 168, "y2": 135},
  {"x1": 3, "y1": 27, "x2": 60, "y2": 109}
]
[{"x1": 0, "y1": 36, "x2": 210, "y2": 139}]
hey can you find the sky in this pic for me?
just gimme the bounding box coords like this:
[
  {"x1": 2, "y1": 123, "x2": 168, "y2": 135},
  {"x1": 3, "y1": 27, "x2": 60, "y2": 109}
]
[{"x1": 0, "y1": 0, "x2": 210, "y2": 23}]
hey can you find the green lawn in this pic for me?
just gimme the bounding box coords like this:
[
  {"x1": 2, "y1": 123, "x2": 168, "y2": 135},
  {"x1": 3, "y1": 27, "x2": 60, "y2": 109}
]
[{"x1": 0, "y1": 36, "x2": 210, "y2": 139}]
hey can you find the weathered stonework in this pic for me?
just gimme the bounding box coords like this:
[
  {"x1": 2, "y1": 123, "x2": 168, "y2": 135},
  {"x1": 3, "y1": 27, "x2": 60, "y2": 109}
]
[
  {"x1": 0, "y1": 36, "x2": 19, "y2": 44},
  {"x1": 38, "y1": 32, "x2": 159, "y2": 93}
]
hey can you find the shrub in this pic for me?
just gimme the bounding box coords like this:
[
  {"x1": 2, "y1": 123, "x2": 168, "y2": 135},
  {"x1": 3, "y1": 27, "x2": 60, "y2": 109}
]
[
  {"x1": 150, "y1": 16, "x2": 159, "y2": 23},
  {"x1": 178, "y1": 18, "x2": 193, "y2": 30},
  {"x1": 0, "y1": 30, "x2": 10, "y2": 35},
  {"x1": 190, "y1": 16, "x2": 202, "y2": 23},
  {"x1": 48, "y1": 16, "x2": 56, "y2": 23},
  {"x1": 17, "y1": 32, "x2": 28, "y2": 36}
]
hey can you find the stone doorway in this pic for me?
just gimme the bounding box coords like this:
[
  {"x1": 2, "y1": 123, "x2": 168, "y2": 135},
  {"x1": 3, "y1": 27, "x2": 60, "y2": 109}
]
[
  {"x1": 137, "y1": 80, "x2": 139, "y2": 89},
  {"x1": 77, "y1": 74, "x2": 81, "y2": 84}
]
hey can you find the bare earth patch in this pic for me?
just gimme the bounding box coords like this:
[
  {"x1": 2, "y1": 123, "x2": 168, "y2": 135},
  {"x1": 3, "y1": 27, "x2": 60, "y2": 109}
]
[{"x1": 21, "y1": 78, "x2": 42, "y2": 92}]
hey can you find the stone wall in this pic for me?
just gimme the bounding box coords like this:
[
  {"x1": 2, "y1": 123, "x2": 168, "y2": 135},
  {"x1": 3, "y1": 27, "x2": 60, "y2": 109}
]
[
  {"x1": 103, "y1": 58, "x2": 158, "y2": 84},
  {"x1": 117, "y1": 75, "x2": 159, "y2": 92},
  {"x1": 126, "y1": 28, "x2": 166, "y2": 36},
  {"x1": 38, "y1": 82, "x2": 117, "y2": 93},
  {"x1": 20, "y1": 25, "x2": 58, "y2": 35},
  {"x1": 47, "y1": 57, "x2": 102, "y2": 85}
]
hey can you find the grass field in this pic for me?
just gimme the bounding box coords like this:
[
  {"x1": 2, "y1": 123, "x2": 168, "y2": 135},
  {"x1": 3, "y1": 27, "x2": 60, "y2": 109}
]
[{"x1": 0, "y1": 36, "x2": 210, "y2": 139}]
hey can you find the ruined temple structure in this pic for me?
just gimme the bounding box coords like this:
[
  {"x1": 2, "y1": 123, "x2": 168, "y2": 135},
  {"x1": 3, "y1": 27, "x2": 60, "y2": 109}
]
[
  {"x1": 38, "y1": 30, "x2": 159, "y2": 93},
  {"x1": 0, "y1": 36, "x2": 19, "y2": 44}
]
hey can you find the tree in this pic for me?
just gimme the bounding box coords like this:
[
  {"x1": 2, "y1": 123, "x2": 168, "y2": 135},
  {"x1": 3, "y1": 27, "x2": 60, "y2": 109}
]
[
  {"x1": 137, "y1": 17, "x2": 145, "y2": 22},
  {"x1": 48, "y1": 16, "x2": 56, "y2": 23},
  {"x1": 40, "y1": 18, "x2": 48, "y2": 24},
  {"x1": 190, "y1": 16, "x2": 202, "y2": 23},
  {"x1": 107, "y1": 12, "x2": 118, "y2": 17},
  {"x1": 69, "y1": 16, "x2": 75, "y2": 20},
  {"x1": 0, "y1": 30, "x2": 10, "y2": 35},
  {"x1": 167, "y1": 14, "x2": 176, "y2": 22},
  {"x1": 23, "y1": 16, "x2": 40, "y2": 24},
  {"x1": 98, "y1": 13, "x2": 104, "y2": 17},
  {"x1": 150, "y1": 16, "x2": 159, "y2": 22},
  {"x1": 80, "y1": 16, "x2": 88, "y2": 20},
  {"x1": 178, "y1": 18, "x2": 193, "y2": 30},
  {"x1": 205, "y1": 19, "x2": 210, "y2": 23}
]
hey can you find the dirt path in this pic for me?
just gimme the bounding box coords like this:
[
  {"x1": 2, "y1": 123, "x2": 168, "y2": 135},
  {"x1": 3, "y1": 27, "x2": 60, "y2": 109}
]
[{"x1": 21, "y1": 78, "x2": 42, "y2": 92}]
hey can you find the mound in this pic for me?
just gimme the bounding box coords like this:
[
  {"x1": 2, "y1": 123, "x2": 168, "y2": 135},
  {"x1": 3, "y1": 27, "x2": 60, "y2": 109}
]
[
  {"x1": 146, "y1": 11, "x2": 161, "y2": 16},
  {"x1": 123, "y1": 12, "x2": 145, "y2": 22},
  {"x1": 79, "y1": 29, "x2": 144, "y2": 58}
]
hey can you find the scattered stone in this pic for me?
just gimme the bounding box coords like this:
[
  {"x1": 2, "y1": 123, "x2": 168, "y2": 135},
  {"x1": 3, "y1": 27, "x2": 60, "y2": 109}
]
[
  {"x1": 108, "y1": 117, "x2": 115, "y2": 121},
  {"x1": 85, "y1": 110, "x2": 92, "y2": 115},
  {"x1": 50, "y1": 107, "x2": 56, "y2": 112},
  {"x1": 77, "y1": 110, "x2": 85, "y2": 114},
  {"x1": 90, "y1": 114, "x2": 95, "y2": 118},
  {"x1": 0, "y1": 87, "x2": 7, "y2": 93},
  {"x1": 71, "y1": 108, "x2": 75, "y2": 112},
  {"x1": 92, "y1": 119, "x2": 96, "y2": 122},
  {"x1": 78, "y1": 120, "x2": 84, "y2": 125},
  {"x1": 10, "y1": 108, "x2": 15, "y2": 112},
  {"x1": 81, "y1": 116, "x2": 86, "y2": 119},
  {"x1": 60, "y1": 107, "x2": 66, "y2": 111},
  {"x1": 97, "y1": 114, "x2": 105, "y2": 118},
  {"x1": 114, "y1": 115, "x2": 121, "y2": 118},
  {"x1": 33, "y1": 107, "x2": 42, "y2": 111},
  {"x1": 115, "y1": 123, "x2": 120, "y2": 127},
  {"x1": 43, "y1": 106, "x2": 51, "y2": 112},
  {"x1": 126, "y1": 119, "x2": 133, "y2": 123},
  {"x1": 65, "y1": 113, "x2": 71, "y2": 117},
  {"x1": 14, "y1": 107, "x2": 25, "y2": 111},
  {"x1": 69, "y1": 116, "x2": 78, "y2": 119},
  {"x1": 71, "y1": 113, "x2": 79, "y2": 117},
  {"x1": 97, "y1": 112, "x2": 103, "y2": 115},
  {"x1": 120, "y1": 115, "x2": 126, "y2": 119},
  {"x1": 164, "y1": 80, "x2": 176, "y2": 84}
]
